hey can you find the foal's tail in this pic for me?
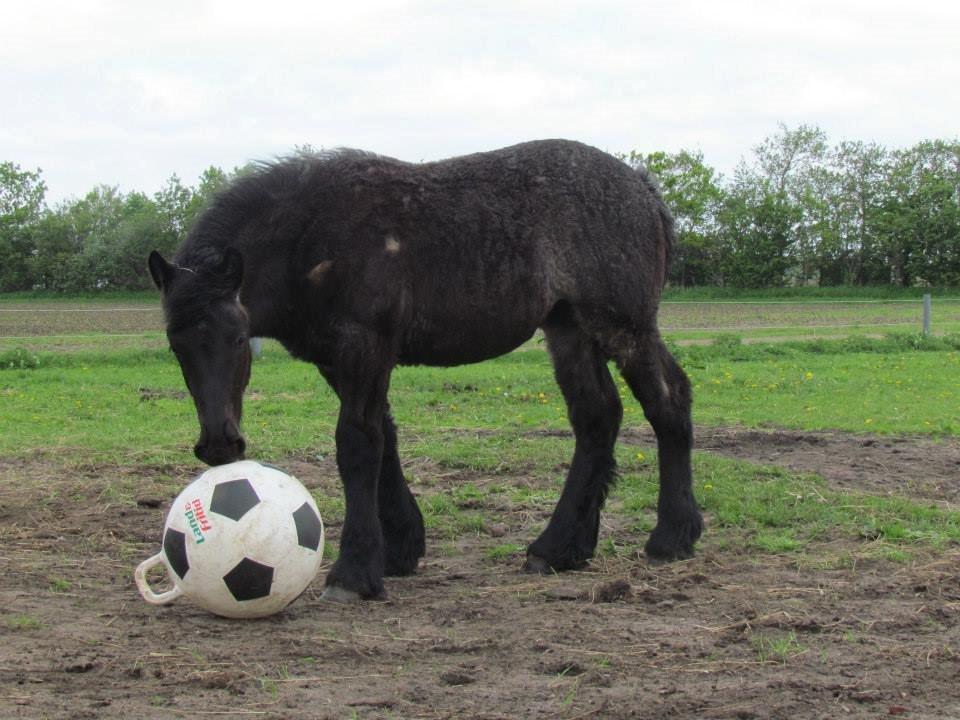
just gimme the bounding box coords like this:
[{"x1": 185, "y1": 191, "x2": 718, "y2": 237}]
[{"x1": 634, "y1": 166, "x2": 677, "y2": 286}]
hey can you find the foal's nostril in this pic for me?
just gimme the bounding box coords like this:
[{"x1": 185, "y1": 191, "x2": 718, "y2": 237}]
[
  {"x1": 235, "y1": 437, "x2": 246, "y2": 458},
  {"x1": 195, "y1": 445, "x2": 219, "y2": 467}
]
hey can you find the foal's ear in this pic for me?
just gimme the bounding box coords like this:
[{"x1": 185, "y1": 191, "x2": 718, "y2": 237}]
[
  {"x1": 218, "y1": 247, "x2": 244, "y2": 292},
  {"x1": 148, "y1": 250, "x2": 175, "y2": 291}
]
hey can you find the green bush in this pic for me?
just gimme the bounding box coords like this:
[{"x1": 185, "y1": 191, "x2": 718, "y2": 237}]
[{"x1": 0, "y1": 347, "x2": 40, "y2": 370}]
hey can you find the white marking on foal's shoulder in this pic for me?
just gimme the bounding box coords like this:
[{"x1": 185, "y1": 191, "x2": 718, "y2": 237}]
[
  {"x1": 384, "y1": 234, "x2": 401, "y2": 255},
  {"x1": 307, "y1": 260, "x2": 334, "y2": 285}
]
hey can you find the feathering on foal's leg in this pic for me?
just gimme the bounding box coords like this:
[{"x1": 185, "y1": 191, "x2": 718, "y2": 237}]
[
  {"x1": 525, "y1": 318, "x2": 623, "y2": 573},
  {"x1": 319, "y1": 350, "x2": 392, "y2": 602},
  {"x1": 378, "y1": 408, "x2": 426, "y2": 576},
  {"x1": 617, "y1": 331, "x2": 702, "y2": 560},
  {"x1": 319, "y1": 365, "x2": 426, "y2": 580}
]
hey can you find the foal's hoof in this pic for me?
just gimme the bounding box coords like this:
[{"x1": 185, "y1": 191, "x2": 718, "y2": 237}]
[
  {"x1": 321, "y1": 585, "x2": 363, "y2": 603},
  {"x1": 644, "y1": 516, "x2": 703, "y2": 562},
  {"x1": 324, "y1": 558, "x2": 387, "y2": 601},
  {"x1": 523, "y1": 554, "x2": 555, "y2": 575},
  {"x1": 384, "y1": 544, "x2": 422, "y2": 577},
  {"x1": 523, "y1": 553, "x2": 589, "y2": 574}
]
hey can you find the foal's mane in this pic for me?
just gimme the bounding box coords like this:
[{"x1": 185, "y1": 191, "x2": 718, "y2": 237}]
[{"x1": 174, "y1": 148, "x2": 382, "y2": 272}]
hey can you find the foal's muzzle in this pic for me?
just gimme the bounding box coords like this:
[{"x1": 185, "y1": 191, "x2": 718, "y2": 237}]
[{"x1": 194, "y1": 421, "x2": 246, "y2": 466}]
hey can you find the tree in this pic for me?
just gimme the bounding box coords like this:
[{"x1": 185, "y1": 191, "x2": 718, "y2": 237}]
[
  {"x1": 0, "y1": 162, "x2": 46, "y2": 291},
  {"x1": 74, "y1": 189, "x2": 180, "y2": 290},
  {"x1": 879, "y1": 141, "x2": 960, "y2": 286},
  {"x1": 4, "y1": 130, "x2": 959, "y2": 294},
  {"x1": 154, "y1": 174, "x2": 195, "y2": 245},
  {"x1": 32, "y1": 185, "x2": 155, "y2": 291},
  {"x1": 99, "y1": 192, "x2": 169, "y2": 289},
  {"x1": 20, "y1": 165, "x2": 234, "y2": 292},
  {"x1": 744, "y1": 124, "x2": 829, "y2": 285},
  {"x1": 28, "y1": 207, "x2": 75, "y2": 291},
  {"x1": 622, "y1": 149, "x2": 725, "y2": 286},
  {"x1": 183, "y1": 165, "x2": 230, "y2": 229},
  {"x1": 818, "y1": 141, "x2": 888, "y2": 285},
  {"x1": 717, "y1": 168, "x2": 801, "y2": 288}
]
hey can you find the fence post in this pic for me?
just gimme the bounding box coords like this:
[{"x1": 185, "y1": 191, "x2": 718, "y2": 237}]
[
  {"x1": 922, "y1": 294, "x2": 931, "y2": 336},
  {"x1": 250, "y1": 337, "x2": 263, "y2": 359}
]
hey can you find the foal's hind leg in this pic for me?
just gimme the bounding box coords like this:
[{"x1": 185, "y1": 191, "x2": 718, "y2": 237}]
[
  {"x1": 615, "y1": 331, "x2": 702, "y2": 560},
  {"x1": 525, "y1": 321, "x2": 623, "y2": 573}
]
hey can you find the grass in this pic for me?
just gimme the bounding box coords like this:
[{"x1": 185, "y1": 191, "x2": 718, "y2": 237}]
[
  {"x1": 676, "y1": 336, "x2": 960, "y2": 435},
  {"x1": 48, "y1": 577, "x2": 72, "y2": 593},
  {"x1": 420, "y1": 493, "x2": 487, "y2": 539},
  {"x1": 2, "y1": 302, "x2": 959, "y2": 567},
  {"x1": 0, "y1": 290, "x2": 158, "y2": 302},
  {"x1": 485, "y1": 543, "x2": 526, "y2": 561},
  {"x1": 2, "y1": 334, "x2": 957, "y2": 460},
  {"x1": 610, "y1": 451, "x2": 960, "y2": 560},
  {"x1": 751, "y1": 631, "x2": 807, "y2": 664},
  {"x1": 3, "y1": 614, "x2": 45, "y2": 631}
]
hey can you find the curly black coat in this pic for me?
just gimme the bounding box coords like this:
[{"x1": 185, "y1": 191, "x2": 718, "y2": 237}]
[{"x1": 149, "y1": 140, "x2": 701, "y2": 601}]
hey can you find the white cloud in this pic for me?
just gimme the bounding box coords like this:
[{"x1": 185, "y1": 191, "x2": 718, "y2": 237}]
[{"x1": 2, "y1": 0, "x2": 958, "y2": 202}]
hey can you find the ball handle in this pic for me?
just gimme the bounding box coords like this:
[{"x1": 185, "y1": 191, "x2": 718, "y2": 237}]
[{"x1": 135, "y1": 553, "x2": 184, "y2": 605}]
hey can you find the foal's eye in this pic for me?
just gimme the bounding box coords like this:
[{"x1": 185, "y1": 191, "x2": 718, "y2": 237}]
[{"x1": 236, "y1": 336, "x2": 247, "y2": 348}]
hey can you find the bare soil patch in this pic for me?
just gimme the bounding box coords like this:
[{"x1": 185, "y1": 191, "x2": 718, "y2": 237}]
[
  {"x1": 0, "y1": 303, "x2": 163, "y2": 338},
  {"x1": 2, "y1": 429, "x2": 960, "y2": 719}
]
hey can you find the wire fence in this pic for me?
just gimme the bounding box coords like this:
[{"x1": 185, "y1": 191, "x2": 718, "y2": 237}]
[
  {"x1": 659, "y1": 296, "x2": 957, "y2": 338},
  {"x1": 1, "y1": 296, "x2": 959, "y2": 342}
]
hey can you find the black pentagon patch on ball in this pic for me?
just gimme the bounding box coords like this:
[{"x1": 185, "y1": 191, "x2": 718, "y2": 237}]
[
  {"x1": 223, "y1": 558, "x2": 274, "y2": 601},
  {"x1": 210, "y1": 478, "x2": 260, "y2": 521},
  {"x1": 163, "y1": 528, "x2": 189, "y2": 579},
  {"x1": 292, "y1": 502, "x2": 323, "y2": 551}
]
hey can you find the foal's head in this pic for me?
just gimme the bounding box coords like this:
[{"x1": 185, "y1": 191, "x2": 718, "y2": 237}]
[{"x1": 148, "y1": 248, "x2": 251, "y2": 466}]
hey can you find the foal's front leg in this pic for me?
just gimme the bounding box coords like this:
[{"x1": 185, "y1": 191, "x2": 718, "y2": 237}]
[
  {"x1": 317, "y1": 366, "x2": 425, "y2": 578},
  {"x1": 322, "y1": 362, "x2": 392, "y2": 602},
  {"x1": 379, "y1": 409, "x2": 426, "y2": 576}
]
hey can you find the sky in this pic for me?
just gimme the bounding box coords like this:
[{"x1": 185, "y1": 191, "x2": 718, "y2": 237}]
[{"x1": 2, "y1": 0, "x2": 958, "y2": 204}]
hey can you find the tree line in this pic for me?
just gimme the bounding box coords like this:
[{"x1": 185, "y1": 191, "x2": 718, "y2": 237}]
[
  {"x1": 0, "y1": 162, "x2": 230, "y2": 293},
  {"x1": 624, "y1": 125, "x2": 960, "y2": 288},
  {"x1": 1, "y1": 125, "x2": 958, "y2": 293}
]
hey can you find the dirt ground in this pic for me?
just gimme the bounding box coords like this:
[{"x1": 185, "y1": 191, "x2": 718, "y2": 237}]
[{"x1": 2, "y1": 427, "x2": 960, "y2": 720}]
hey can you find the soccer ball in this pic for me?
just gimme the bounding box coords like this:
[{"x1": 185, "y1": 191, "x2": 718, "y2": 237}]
[{"x1": 135, "y1": 460, "x2": 324, "y2": 618}]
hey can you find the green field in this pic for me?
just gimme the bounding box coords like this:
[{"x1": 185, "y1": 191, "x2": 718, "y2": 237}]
[
  {"x1": 2, "y1": 318, "x2": 959, "y2": 562},
  {"x1": 4, "y1": 294, "x2": 960, "y2": 719},
  {"x1": 3, "y1": 334, "x2": 959, "y2": 459}
]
